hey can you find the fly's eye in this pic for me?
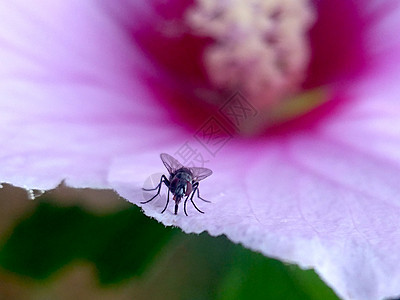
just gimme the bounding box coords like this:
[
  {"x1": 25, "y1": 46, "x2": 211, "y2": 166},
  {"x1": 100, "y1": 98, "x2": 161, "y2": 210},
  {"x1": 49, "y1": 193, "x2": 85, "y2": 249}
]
[{"x1": 185, "y1": 182, "x2": 193, "y2": 196}]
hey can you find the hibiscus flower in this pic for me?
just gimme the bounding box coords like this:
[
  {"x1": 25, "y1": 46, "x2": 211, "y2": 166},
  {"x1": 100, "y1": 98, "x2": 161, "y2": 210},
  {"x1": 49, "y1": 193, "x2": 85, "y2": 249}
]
[{"x1": 1, "y1": 1, "x2": 400, "y2": 299}]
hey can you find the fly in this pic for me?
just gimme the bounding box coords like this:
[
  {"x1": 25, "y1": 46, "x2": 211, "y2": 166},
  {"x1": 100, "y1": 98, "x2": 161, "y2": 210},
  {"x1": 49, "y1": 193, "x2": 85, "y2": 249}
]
[{"x1": 141, "y1": 153, "x2": 212, "y2": 216}]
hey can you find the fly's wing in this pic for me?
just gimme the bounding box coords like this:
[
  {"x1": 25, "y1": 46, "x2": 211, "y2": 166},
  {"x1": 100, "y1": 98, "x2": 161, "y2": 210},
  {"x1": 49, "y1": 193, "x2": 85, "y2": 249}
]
[
  {"x1": 190, "y1": 167, "x2": 213, "y2": 182},
  {"x1": 160, "y1": 153, "x2": 183, "y2": 174}
]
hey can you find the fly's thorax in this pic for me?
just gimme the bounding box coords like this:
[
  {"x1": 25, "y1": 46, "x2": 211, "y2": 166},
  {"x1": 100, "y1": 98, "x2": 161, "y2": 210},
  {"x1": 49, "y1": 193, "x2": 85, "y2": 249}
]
[{"x1": 169, "y1": 168, "x2": 193, "y2": 185}]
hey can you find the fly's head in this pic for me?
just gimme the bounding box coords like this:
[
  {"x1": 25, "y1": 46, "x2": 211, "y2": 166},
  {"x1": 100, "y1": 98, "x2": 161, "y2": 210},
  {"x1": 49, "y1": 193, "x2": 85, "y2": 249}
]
[
  {"x1": 170, "y1": 176, "x2": 193, "y2": 201},
  {"x1": 170, "y1": 168, "x2": 193, "y2": 199}
]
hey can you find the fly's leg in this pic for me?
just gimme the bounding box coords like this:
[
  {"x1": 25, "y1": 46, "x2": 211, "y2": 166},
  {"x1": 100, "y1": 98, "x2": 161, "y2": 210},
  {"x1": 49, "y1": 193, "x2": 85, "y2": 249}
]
[
  {"x1": 184, "y1": 182, "x2": 208, "y2": 215},
  {"x1": 142, "y1": 174, "x2": 167, "y2": 191},
  {"x1": 184, "y1": 196, "x2": 189, "y2": 216},
  {"x1": 142, "y1": 186, "x2": 158, "y2": 191},
  {"x1": 141, "y1": 175, "x2": 170, "y2": 204},
  {"x1": 194, "y1": 182, "x2": 211, "y2": 203},
  {"x1": 190, "y1": 195, "x2": 204, "y2": 214},
  {"x1": 189, "y1": 182, "x2": 204, "y2": 214},
  {"x1": 161, "y1": 186, "x2": 170, "y2": 214}
]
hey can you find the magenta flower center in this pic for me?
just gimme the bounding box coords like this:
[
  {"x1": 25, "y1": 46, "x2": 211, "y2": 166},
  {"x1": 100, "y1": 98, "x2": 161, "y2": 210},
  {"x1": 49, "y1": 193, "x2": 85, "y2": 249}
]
[
  {"x1": 134, "y1": 0, "x2": 367, "y2": 134},
  {"x1": 186, "y1": 0, "x2": 315, "y2": 108}
]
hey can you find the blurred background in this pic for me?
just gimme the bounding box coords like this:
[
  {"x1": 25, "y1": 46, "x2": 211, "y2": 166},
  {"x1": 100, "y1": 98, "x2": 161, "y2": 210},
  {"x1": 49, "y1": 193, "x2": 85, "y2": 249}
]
[{"x1": 0, "y1": 184, "x2": 339, "y2": 300}]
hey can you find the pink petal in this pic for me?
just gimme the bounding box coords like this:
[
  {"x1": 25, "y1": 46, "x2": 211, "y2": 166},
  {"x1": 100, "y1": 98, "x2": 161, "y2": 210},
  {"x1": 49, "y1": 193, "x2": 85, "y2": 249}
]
[
  {"x1": 0, "y1": 0, "x2": 170, "y2": 189},
  {"x1": 109, "y1": 22, "x2": 400, "y2": 300},
  {"x1": 110, "y1": 76, "x2": 400, "y2": 300},
  {"x1": 1, "y1": 1, "x2": 400, "y2": 300}
]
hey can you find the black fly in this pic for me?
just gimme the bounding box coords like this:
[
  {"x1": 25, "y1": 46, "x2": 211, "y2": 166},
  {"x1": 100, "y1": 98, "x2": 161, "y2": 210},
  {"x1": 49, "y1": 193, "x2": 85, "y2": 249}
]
[{"x1": 141, "y1": 153, "x2": 212, "y2": 216}]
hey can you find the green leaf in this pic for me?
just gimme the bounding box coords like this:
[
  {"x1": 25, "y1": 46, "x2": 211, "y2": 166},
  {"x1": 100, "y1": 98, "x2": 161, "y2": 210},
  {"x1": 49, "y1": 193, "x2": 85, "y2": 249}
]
[
  {"x1": 133, "y1": 233, "x2": 339, "y2": 300},
  {"x1": 215, "y1": 242, "x2": 339, "y2": 300},
  {"x1": 0, "y1": 198, "x2": 339, "y2": 299},
  {"x1": 0, "y1": 199, "x2": 177, "y2": 284}
]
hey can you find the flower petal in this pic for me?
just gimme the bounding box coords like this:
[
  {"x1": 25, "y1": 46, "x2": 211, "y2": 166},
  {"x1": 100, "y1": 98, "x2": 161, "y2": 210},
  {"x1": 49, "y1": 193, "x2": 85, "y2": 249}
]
[
  {"x1": 109, "y1": 64, "x2": 400, "y2": 300},
  {"x1": 2, "y1": 1, "x2": 400, "y2": 300},
  {"x1": 0, "y1": 0, "x2": 171, "y2": 189}
]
